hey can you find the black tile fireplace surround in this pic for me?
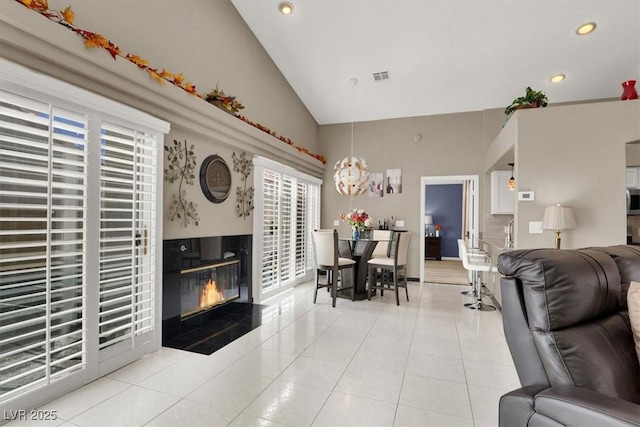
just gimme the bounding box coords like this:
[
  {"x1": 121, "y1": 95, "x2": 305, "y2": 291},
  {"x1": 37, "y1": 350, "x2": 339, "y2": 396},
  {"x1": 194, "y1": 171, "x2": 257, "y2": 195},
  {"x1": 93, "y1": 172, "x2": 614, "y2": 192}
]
[{"x1": 162, "y1": 235, "x2": 252, "y2": 345}]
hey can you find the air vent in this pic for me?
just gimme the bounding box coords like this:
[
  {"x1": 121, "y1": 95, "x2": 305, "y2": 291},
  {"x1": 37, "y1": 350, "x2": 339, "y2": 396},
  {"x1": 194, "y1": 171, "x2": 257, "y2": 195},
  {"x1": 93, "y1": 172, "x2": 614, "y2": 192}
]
[{"x1": 373, "y1": 71, "x2": 390, "y2": 82}]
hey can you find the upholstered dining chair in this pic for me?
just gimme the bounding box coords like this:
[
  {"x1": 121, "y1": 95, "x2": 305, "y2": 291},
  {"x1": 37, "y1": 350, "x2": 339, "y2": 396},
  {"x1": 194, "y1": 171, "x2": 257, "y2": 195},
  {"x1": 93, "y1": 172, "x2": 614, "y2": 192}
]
[
  {"x1": 312, "y1": 229, "x2": 356, "y2": 307},
  {"x1": 370, "y1": 229, "x2": 393, "y2": 259},
  {"x1": 367, "y1": 232, "x2": 411, "y2": 305}
]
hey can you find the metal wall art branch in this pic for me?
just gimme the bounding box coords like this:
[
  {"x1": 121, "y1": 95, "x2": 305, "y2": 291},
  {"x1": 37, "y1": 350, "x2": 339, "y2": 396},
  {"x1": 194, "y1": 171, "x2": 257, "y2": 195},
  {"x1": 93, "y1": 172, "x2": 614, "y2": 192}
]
[
  {"x1": 165, "y1": 139, "x2": 200, "y2": 227},
  {"x1": 232, "y1": 151, "x2": 254, "y2": 219}
]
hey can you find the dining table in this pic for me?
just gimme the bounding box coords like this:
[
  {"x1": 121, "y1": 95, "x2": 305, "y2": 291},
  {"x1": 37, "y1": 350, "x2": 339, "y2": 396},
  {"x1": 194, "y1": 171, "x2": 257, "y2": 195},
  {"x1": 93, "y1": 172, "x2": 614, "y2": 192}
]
[{"x1": 337, "y1": 237, "x2": 390, "y2": 300}]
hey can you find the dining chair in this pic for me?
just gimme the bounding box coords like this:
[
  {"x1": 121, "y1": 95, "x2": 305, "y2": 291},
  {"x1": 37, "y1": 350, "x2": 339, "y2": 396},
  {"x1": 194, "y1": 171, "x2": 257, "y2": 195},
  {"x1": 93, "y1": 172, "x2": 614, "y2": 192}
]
[
  {"x1": 367, "y1": 232, "x2": 411, "y2": 305},
  {"x1": 312, "y1": 229, "x2": 356, "y2": 307},
  {"x1": 370, "y1": 229, "x2": 393, "y2": 259}
]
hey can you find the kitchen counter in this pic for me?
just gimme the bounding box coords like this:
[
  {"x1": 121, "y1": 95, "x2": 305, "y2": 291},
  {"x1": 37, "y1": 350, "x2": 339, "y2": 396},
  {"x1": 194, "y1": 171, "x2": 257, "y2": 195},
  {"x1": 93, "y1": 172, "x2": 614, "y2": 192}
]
[
  {"x1": 478, "y1": 237, "x2": 514, "y2": 252},
  {"x1": 476, "y1": 238, "x2": 515, "y2": 307}
]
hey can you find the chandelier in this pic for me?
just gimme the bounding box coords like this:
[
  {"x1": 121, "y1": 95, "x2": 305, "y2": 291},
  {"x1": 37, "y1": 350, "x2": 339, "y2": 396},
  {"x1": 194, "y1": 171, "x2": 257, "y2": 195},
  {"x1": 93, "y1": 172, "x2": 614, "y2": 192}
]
[{"x1": 333, "y1": 78, "x2": 370, "y2": 196}]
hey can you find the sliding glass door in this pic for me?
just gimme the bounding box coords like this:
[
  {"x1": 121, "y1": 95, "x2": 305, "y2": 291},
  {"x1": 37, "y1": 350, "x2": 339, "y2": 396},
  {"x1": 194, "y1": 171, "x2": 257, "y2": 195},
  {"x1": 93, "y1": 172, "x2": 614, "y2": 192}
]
[
  {"x1": 0, "y1": 60, "x2": 167, "y2": 410},
  {"x1": 253, "y1": 157, "x2": 321, "y2": 302}
]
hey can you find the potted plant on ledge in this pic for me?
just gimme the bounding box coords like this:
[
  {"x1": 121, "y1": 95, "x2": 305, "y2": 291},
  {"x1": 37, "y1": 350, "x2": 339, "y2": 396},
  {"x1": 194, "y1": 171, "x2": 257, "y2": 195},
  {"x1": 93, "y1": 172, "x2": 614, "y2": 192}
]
[{"x1": 504, "y1": 86, "x2": 548, "y2": 116}]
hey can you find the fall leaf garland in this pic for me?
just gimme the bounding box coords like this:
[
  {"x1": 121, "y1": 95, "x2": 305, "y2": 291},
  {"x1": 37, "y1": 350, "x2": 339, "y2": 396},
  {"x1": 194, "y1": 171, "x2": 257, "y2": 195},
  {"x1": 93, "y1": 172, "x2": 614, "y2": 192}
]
[{"x1": 15, "y1": 0, "x2": 327, "y2": 165}]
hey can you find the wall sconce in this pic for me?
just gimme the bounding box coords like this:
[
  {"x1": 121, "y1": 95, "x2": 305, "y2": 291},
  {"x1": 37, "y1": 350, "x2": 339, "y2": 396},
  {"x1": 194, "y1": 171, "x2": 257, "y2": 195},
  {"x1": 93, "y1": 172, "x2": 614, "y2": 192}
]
[
  {"x1": 542, "y1": 203, "x2": 577, "y2": 249},
  {"x1": 507, "y1": 163, "x2": 515, "y2": 191}
]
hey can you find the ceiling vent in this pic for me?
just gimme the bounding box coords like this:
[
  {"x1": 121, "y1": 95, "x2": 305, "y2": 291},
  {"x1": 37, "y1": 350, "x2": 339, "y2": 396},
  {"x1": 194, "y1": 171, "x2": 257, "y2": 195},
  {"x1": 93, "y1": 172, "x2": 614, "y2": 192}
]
[{"x1": 373, "y1": 71, "x2": 390, "y2": 82}]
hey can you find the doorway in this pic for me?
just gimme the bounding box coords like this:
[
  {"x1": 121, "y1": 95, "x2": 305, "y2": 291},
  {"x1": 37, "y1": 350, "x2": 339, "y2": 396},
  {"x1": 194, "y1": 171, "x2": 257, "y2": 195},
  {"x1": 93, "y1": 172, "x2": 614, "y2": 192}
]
[{"x1": 419, "y1": 175, "x2": 480, "y2": 285}]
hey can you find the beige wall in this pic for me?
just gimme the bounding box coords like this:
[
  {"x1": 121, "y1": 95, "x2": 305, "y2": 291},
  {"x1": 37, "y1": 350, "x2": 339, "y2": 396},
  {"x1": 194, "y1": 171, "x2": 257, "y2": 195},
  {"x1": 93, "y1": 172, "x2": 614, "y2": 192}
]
[
  {"x1": 515, "y1": 100, "x2": 640, "y2": 249},
  {"x1": 319, "y1": 112, "x2": 489, "y2": 278},
  {"x1": 39, "y1": 0, "x2": 319, "y2": 154}
]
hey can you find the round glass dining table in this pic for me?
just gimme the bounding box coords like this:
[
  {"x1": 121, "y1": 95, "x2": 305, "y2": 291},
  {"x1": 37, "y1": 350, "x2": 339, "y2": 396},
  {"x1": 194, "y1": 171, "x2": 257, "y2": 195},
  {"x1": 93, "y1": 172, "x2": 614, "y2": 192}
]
[{"x1": 337, "y1": 237, "x2": 391, "y2": 300}]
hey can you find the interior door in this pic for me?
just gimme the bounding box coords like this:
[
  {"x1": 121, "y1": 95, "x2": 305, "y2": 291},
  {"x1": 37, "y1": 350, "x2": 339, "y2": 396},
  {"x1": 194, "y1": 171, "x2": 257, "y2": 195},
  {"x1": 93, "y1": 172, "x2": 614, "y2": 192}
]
[{"x1": 465, "y1": 179, "x2": 478, "y2": 247}]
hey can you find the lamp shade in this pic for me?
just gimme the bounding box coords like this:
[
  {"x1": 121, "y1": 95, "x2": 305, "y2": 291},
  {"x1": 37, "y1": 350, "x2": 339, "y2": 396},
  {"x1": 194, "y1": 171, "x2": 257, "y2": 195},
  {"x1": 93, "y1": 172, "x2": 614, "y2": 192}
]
[
  {"x1": 333, "y1": 156, "x2": 370, "y2": 196},
  {"x1": 542, "y1": 204, "x2": 577, "y2": 231},
  {"x1": 424, "y1": 215, "x2": 433, "y2": 225}
]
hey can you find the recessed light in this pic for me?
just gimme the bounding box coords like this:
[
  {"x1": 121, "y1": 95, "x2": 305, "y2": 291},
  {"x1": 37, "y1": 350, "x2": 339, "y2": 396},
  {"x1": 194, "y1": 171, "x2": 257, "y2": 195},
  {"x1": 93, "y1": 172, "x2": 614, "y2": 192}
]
[
  {"x1": 576, "y1": 22, "x2": 596, "y2": 35},
  {"x1": 279, "y1": 2, "x2": 294, "y2": 15},
  {"x1": 550, "y1": 74, "x2": 566, "y2": 83}
]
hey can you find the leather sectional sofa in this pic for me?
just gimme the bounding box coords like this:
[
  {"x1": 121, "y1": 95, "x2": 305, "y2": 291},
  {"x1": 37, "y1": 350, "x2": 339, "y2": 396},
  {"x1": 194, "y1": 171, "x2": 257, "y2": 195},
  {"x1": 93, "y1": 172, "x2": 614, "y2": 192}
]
[{"x1": 497, "y1": 245, "x2": 640, "y2": 426}]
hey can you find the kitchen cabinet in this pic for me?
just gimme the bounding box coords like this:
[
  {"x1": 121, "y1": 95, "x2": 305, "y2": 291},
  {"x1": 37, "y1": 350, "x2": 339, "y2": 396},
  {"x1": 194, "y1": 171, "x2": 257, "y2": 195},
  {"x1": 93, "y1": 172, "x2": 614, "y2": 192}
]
[
  {"x1": 626, "y1": 167, "x2": 640, "y2": 189},
  {"x1": 490, "y1": 171, "x2": 515, "y2": 214}
]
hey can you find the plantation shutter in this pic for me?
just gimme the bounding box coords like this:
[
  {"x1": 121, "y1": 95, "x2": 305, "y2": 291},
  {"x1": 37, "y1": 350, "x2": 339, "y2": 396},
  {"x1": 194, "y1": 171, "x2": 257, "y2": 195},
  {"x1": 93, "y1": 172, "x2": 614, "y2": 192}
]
[
  {"x1": 133, "y1": 131, "x2": 157, "y2": 335},
  {"x1": 295, "y1": 182, "x2": 307, "y2": 277},
  {"x1": 98, "y1": 122, "x2": 157, "y2": 350},
  {"x1": 279, "y1": 175, "x2": 293, "y2": 285},
  {"x1": 261, "y1": 169, "x2": 280, "y2": 292},
  {"x1": 306, "y1": 183, "x2": 320, "y2": 270},
  {"x1": 253, "y1": 157, "x2": 322, "y2": 302},
  {"x1": 0, "y1": 91, "x2": 88, "y2": 400}
]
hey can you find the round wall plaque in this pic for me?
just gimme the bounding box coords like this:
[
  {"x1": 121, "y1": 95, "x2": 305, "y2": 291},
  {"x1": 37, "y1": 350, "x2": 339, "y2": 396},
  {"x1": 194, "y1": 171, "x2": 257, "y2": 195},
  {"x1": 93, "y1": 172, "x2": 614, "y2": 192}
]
[{"x1": 200, "y1": 154, "x2": 231, "y2": 203}]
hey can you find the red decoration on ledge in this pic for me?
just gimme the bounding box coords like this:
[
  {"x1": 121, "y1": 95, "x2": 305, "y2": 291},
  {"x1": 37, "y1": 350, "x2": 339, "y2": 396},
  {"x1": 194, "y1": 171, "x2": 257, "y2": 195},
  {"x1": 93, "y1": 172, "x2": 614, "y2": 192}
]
[
  {"x1": 621, "y1": 80, "x2": 638, "y2": 101},
  {"x1": 14, "y1": 0, "x2": 327, "y2": 165}
]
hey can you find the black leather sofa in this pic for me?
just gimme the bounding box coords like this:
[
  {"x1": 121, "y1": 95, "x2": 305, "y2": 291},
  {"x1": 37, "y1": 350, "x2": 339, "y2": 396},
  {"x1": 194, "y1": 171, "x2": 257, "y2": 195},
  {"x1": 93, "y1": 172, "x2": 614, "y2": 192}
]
[{"x1": 497, "y1": 245, "x2": 640, "y2": 426}]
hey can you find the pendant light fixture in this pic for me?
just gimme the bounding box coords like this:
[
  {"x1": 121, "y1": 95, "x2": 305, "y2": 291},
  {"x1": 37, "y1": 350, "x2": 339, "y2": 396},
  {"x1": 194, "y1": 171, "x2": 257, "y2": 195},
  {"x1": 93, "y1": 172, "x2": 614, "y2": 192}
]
[
  {"x1": 507, "y1": 163, "x2": 515, "y2": 191},
  {"x1": 333, "y1": 78, "x2": 370, "y2": 196}
]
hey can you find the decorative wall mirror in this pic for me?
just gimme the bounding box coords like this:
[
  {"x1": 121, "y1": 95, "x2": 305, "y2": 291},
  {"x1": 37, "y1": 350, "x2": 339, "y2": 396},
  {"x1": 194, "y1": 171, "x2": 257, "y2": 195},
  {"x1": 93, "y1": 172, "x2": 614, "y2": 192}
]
[{"x1": 200, "y1": 154, "x2": 231, "y2": 203}]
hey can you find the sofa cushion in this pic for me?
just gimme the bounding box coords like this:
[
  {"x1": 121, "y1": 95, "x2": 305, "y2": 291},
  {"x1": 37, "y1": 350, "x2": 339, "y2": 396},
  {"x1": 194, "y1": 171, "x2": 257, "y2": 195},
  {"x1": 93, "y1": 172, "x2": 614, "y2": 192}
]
[
  {"x1": 629, "y1": 281, "x2": 640, "y2": 366},
  {"x1": 498, "y1": 249, "x2": 621, "y2": 330}
]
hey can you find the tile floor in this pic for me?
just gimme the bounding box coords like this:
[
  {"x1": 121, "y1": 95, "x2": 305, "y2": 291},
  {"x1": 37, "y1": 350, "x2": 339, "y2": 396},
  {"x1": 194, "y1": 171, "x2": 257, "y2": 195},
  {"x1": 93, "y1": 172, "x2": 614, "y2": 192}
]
[{"x1": 11, "y1": 281, "x2": 520, "y2": 427}]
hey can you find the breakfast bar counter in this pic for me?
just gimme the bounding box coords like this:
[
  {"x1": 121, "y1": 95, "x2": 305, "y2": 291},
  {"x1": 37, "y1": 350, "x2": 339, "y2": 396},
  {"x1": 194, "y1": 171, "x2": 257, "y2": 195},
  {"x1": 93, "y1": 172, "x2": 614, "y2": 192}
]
[{"x1": 477, "y1": 238, "x2": 514, "y2": 306}]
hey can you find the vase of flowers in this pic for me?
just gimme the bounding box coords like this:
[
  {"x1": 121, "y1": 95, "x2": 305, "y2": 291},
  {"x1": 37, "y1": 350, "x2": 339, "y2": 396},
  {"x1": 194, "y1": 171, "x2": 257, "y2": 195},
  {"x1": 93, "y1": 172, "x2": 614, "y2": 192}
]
[
  {"x1": 340, "y1": 209, "x2": 372, "y2": 240},
  {"x1": 435, "y1": 224, "x2": 443, "y2": 237}
]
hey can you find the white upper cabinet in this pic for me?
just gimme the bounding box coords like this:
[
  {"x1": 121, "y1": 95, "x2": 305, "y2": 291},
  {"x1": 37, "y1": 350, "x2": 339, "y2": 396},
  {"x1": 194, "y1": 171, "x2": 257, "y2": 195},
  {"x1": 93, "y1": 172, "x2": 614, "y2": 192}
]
[
  {"x1": 491, "y1": 170, "x2": 515, "y2": 214},
  {"x1": 626, "y1": 167, "x2": 640, "y2": 189}
]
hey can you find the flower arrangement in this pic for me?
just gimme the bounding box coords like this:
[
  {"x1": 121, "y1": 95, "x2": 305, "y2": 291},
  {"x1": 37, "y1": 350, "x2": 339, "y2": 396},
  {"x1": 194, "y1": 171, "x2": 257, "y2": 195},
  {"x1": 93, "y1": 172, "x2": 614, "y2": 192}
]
[
  {"x1": 205, "y1": 84, "x2": 245, "y2": 114},
  {"x1": 435, "y1": 224, "x2": 443, "y2": 231},
  {"x1": 340, "y1": 209, "x2": 372, "y2": 230}
]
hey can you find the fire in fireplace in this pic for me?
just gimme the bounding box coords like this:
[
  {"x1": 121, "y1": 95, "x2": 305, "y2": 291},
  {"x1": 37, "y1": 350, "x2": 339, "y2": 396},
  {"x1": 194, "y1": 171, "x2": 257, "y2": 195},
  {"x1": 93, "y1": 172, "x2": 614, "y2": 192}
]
[
  {"x1": 201, "y1": 279, "x2": 224, "y2": 309},
  {"x1": 180, "y1": 260, "x2": 239, "y2": 319}
]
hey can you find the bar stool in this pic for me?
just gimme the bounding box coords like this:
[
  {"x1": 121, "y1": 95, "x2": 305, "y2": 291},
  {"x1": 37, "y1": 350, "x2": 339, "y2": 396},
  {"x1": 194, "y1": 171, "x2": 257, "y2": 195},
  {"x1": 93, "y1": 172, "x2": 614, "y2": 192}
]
[
  {"x1": 457, "y1": 239, "x2": 496, "y2": 311},
  {"x1": 457, "y1": 239, "x2": 488, "y2": 297}
]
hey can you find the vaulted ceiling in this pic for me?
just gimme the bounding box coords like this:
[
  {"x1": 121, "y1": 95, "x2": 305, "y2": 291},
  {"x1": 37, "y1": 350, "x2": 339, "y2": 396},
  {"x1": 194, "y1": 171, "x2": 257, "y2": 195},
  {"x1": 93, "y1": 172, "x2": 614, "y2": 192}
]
[{"x1": 231, "y1": 0, "x2": 640, "y2": 125}]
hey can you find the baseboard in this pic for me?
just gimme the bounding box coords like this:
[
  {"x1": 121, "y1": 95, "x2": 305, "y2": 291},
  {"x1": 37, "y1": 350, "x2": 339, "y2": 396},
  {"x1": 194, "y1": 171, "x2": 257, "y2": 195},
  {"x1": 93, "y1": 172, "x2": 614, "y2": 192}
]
[
  {"x1": 441, "y1": 257, "x2": 460, "y2": 261},
  {"x1": 408, "y1": 277, "x2": 420, "y2": 282}
]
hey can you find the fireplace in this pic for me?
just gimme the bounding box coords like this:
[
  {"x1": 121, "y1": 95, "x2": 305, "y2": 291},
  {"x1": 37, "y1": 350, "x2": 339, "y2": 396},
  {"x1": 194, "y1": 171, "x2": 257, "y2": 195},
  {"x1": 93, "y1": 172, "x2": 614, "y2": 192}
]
[{"x1": 162, "y1": 235, "x2": 251, "y2": 342}]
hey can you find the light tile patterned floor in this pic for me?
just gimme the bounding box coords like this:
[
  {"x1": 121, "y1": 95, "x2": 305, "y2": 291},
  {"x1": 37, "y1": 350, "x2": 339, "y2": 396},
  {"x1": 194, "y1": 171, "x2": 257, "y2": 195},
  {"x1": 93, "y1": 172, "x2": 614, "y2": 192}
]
[{"x1": 19, "y1": 282, "x2": 519, "y2": 427}]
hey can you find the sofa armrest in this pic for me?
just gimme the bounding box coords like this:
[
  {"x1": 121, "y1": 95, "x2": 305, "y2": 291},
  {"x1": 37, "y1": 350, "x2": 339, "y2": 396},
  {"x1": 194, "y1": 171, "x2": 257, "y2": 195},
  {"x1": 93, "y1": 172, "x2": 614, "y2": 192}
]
[
  {"x1": 535, "y1": 386, "x2": 640, "y2": 426},
  {"x1": 499, "y1": 385, "x2": 548, "y2": 426},
  {"x1": 500, "y1": 385, "x2": 640, "y2": 427}
]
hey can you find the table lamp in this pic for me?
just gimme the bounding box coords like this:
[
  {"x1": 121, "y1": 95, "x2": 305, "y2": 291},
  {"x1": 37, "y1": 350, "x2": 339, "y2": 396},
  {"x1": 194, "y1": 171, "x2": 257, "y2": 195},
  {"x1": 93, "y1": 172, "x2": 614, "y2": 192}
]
[
  {"x1": 542, "y1": 203, "x2": 576, "y2": 249},
  {"x1": 424, "y1": 215, "x2": 433, "y2": 236}
]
